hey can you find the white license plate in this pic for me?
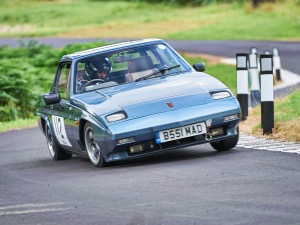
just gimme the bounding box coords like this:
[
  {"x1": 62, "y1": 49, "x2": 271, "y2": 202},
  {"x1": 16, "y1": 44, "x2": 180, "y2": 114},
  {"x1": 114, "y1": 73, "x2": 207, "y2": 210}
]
[{"x1": 155, "y1": 122, "x2": 207, "y2": 144}]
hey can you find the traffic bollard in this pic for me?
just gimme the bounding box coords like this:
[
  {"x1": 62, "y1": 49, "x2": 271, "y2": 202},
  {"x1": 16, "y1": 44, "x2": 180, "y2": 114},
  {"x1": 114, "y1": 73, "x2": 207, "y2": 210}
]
[
  {"x1": 260, "y1": 55, "x2": 274, "y2": 134},
  {"x1": 236, "y1": 53, "x2": 248, "y2": 120},
  {"x1": 249, "y1": 51, "x2": 260, "y2": 107}
]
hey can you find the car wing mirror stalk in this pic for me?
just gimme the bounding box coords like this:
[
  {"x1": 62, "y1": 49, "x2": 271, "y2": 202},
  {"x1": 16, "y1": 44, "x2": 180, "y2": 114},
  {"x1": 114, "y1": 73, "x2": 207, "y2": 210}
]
[{"x1": 193, "y1": 62, "x2": 205, "y2": 72}]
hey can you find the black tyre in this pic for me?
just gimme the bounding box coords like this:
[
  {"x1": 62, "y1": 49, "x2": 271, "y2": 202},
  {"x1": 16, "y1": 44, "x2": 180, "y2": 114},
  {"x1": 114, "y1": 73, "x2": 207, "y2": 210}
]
[
  {"x1": 83, "y1": 122, "x2": 107, "y2": 167},
  {"x1": 210, "y1": 127, "x2": 239, "y2": 151},
  {"x1": 45, "y1": 124, "x2": 72, "y2": 160}
]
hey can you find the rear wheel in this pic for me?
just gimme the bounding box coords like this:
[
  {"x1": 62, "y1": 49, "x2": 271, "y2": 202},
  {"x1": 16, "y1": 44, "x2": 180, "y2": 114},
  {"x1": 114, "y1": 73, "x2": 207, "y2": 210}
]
[
  {"x1": 210, "y1": 127, "x2": 239, "y2": 151},
  {"x1": 45, "y1": 124, "x2": 72, "y2": 160},
  {"x1": 84, "y1": 122, "x2": 107, "y2": 167}
]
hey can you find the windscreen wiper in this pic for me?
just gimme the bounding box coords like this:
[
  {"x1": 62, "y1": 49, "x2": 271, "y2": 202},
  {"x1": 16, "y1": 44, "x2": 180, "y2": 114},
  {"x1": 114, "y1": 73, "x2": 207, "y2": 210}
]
[{"x1": 135, "y1": 64, "x2": 181, "y2": 82}]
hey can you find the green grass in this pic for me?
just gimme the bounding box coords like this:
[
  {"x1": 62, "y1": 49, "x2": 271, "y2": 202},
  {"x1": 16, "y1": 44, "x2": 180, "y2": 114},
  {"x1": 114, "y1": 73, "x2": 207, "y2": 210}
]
[
  {"x1": 275, "y1": 90, "x2": 300, "y2": 122},
  {"x1": 0, "y1": 0, "x2": 299, "y2": 40},
  {"x1": 241, "y1": 90, "x2": 300, "y2": 142},
  {"x1": 0, "y1": 117, "x2": 38, "y2": 133},
  {"x1": 166, "y1": 2, "x2": 300, "y2": 40}
]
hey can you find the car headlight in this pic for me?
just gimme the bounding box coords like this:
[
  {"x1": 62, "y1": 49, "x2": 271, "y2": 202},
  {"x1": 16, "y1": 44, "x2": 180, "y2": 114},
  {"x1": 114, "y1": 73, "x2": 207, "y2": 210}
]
[
  {"x1": 211, "y1": 91, "x2": 231, "y2": 100},
  {"x1": 106, "y1": 112, "x2": 126, "y2": 123}
]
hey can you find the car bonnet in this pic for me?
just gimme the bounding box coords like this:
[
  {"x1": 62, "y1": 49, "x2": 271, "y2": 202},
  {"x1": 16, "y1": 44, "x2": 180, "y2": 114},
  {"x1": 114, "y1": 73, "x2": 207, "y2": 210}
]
[{"x1": 74, "y1": 72, "x2": 228, "y2": 121}]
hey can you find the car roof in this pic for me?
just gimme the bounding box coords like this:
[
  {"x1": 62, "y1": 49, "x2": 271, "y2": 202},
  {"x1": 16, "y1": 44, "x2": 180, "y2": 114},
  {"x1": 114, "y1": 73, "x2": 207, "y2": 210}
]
[{"x1": 61, "y1": 38, "x2": 164, "y2": 61}]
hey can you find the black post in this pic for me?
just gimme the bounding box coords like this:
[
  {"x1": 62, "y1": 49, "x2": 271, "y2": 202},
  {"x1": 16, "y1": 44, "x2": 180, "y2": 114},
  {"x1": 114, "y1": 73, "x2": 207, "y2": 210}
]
[
  {"x1": 260, "y1": 55, "x2": 274, "y2": 134},
  {"x1": 236, "y1": 54, "x2": 249, "y2": 120}
]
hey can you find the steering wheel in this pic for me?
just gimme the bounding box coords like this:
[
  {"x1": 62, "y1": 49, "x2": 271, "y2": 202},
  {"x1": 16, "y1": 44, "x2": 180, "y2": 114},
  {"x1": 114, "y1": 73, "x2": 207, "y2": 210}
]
[{"x1": 83, "y1": 79, "x2": 105, "y2": 89}]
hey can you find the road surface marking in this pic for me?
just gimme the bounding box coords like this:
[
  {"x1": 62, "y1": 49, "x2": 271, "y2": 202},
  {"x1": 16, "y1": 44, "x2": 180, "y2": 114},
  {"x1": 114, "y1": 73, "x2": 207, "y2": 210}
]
[
  {"x1": 237, "y1": 133, "x2": 300, "y2": 154},
  {"x1": 0, "y1": 202, "x2": 72, "y2": 216}
]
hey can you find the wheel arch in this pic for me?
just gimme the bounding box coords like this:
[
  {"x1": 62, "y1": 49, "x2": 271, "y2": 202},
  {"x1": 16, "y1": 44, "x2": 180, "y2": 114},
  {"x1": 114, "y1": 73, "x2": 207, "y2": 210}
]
[
  {"x1": 78, "y1": 116, "x2": 110, "y2": 162},
  {"x1": 79, "y1": 119, "x2": 88, "y2": 151},
  {"x1": 37, "y1": 113, "x2": 52, "y2": 136}
]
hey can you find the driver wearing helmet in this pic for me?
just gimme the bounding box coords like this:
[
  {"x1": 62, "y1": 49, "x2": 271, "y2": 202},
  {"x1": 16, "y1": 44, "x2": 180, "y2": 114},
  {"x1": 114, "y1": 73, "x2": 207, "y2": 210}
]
[
  {"x1": 77, "y1": 57, "x2": 112, "y2": 92},
  {"x1": 85, "y1": 57, "x2": 112, "y2": 81}
]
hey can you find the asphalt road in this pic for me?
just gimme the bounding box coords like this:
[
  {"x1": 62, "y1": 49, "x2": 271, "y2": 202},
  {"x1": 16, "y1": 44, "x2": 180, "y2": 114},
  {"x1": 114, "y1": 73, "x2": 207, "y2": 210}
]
[
  {"x1": 1, "y1": 38, "x2": 300, "y2": 225},
  {"x1": 1, "y1": 127, "x2": 300, "y2": 225}
]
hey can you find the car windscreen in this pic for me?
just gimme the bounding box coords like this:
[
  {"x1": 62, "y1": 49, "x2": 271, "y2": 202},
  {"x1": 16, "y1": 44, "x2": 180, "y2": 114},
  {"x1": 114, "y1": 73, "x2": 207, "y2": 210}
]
[{"x1": 74, "y1": 43, "x2": 191, "y2": 93}]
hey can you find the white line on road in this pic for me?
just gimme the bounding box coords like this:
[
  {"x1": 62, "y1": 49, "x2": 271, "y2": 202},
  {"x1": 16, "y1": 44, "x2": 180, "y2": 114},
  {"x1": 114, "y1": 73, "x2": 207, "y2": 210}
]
[
  {"x1": 0, "y1": 202, "x2": 72, "y2": 216},
  {"x1": 238, "y1": 133, "x2": 300, "y2": 154}
]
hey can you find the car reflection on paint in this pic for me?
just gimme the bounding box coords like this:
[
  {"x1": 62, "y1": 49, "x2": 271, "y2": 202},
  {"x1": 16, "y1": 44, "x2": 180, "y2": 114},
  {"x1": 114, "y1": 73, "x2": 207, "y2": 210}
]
[{"x1": 36, "y1": 39, "x2": 240, "y2": 167}]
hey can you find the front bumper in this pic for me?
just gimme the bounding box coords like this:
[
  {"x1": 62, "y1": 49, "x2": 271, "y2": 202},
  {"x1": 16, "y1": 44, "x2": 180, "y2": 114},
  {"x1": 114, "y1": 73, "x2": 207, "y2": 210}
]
[{"x1": 99, "y1": 99, "x2": 240, "y2": 162}]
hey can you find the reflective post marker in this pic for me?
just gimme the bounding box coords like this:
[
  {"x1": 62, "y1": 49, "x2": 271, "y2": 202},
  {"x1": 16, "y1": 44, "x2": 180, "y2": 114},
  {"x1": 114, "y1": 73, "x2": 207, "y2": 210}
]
[
  {"x1": 236, "y1": 53, "x2": 248, "y2": 120},
  {"x1": 249, "y1": 51, "x2": 260, "y2": 107},
  {"x1": 273, "y1": 47, "x2": 282, "y2": 81},
  {"x1": 260, "y1": 55, "x2": 274, "y2": 134}
]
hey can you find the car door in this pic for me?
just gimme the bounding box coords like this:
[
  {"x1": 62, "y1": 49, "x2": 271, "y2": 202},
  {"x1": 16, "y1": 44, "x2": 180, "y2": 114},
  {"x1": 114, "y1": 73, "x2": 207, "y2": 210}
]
[{"x1": 49, "y1": 62, "x2": 79, "y2": 152}]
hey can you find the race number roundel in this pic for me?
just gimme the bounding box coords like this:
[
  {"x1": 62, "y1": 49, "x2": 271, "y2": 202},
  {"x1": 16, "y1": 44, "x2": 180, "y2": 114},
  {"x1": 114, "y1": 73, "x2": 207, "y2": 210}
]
[{"x1": 52, "y1": 116, "x2": 72, "y2": 147}]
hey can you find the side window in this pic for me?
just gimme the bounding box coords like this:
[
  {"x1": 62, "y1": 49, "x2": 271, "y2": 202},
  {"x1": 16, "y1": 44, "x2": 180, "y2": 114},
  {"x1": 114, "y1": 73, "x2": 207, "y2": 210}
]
[{"x1": 57, "y1": 63, "x2": 71, "y2": 100}]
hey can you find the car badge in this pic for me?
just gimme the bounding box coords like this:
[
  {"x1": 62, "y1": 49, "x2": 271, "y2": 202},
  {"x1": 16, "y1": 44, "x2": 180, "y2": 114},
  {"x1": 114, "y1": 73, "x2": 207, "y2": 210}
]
[{"x1": 167, "y1": 102, "x2": 173, "y2": 108}]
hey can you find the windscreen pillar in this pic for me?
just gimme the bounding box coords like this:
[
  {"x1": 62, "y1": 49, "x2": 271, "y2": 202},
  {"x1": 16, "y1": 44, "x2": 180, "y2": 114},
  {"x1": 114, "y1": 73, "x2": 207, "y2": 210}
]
[
  {"x1": 273, "y1": 47, "x2": 282, "y2": 81},
  {"x1": 236, "y1": 54, "x2": 248, "y2": 120},
  {"x1": 249, "y1": 51, "x2": 260, "y2": 107},
  {"x1": 260, "y1": 55, "x2": 274, "y2": 134}
]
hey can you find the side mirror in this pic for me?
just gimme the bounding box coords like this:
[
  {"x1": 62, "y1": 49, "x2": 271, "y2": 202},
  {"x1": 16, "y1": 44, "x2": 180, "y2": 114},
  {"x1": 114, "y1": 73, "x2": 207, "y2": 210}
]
[
  {"x1": 44, "y1": 93, "x2": 60, "y2": 105},
  {"x1": 193, "y1": 62, "x2": 205, "y2": 72}
]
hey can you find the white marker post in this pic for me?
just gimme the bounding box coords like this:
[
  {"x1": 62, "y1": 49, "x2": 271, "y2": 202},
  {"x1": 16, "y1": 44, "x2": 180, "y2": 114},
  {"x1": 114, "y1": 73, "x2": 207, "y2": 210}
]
[
  {"x1": 260, "y1": 55, "x2": 274, "y2": 134},
  {"x1": 251, "y1": 47, "x2": 260, "y2": 71},
  {"x1": 249, "y1": 52, "x2": 260, "y2": 107},
  {"x1": 250, "y1": 47, "x2": 257, "y2": 55},
  {"x1": 273, "y1": 47, "x2": 282, "y2": 81},
  {"x1": 236, "y1": 53, "x2": 248, "y2": 120}
]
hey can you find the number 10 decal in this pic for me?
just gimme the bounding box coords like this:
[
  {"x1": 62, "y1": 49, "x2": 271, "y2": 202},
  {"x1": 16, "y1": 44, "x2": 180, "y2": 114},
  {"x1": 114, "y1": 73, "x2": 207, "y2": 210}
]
[{"x1": 52, "y1": 116, "x2": 72, "y2": 147}]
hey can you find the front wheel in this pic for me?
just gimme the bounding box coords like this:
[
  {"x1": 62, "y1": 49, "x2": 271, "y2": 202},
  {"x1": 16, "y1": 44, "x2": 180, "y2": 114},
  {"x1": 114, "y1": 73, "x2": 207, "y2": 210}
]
[
  {"x1": 210, "y1": 127, "x2": 239, "y2": 151},
  {"x1": 84, "y1": 122, "x2": 107, "y2": 167},
  {"x1": 45, "y1": 124, "x2": 72, "y2": 160}
]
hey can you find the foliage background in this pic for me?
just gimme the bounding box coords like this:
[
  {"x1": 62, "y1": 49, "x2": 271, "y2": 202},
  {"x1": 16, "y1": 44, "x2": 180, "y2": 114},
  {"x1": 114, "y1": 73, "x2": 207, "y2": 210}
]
[{"x1": 0, "y1": 41, "x2": 108, "y2": 122}]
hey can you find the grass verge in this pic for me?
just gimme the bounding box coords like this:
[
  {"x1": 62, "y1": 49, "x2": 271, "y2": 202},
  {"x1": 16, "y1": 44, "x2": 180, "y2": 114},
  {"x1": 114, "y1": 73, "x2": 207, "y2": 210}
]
[
  {"x1": 240, "y1": 90, "x2": 300, "y2": 142},
  {"x1": 0, "y1": 0, "x2": 299, "y2": 40},
  {"x1": 0, "y1": 117, "x2": 38, "y2": 133}
]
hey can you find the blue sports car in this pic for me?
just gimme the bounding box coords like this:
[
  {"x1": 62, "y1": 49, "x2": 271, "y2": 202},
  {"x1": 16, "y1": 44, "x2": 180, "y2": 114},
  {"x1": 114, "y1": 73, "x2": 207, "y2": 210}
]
[{"x1": 36, "y1": 39, "x2": 240, "y2": 167}]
